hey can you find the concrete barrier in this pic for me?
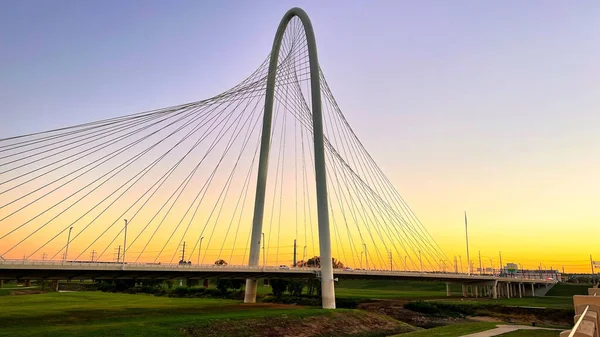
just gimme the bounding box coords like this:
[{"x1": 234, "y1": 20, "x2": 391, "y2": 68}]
[{"x1": 560, "y1": 320, "x2": 596, "y2": 337}]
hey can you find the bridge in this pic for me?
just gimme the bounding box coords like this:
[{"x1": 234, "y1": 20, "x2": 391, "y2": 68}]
[{"x1": 0, "y1": 7, "x2": 554, "y2": 309}]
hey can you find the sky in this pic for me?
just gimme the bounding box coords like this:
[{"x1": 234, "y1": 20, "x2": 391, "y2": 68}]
[{"x1": 1, "y1": 1, "x2": 599, "y2": 272}]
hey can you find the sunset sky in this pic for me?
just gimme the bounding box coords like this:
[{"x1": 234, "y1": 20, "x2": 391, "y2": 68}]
[{"x1": 1, "y1": 1, "x2": 599, "y2": 272}]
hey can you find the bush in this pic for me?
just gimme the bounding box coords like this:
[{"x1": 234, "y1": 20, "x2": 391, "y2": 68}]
[{"x1": 404, "y1": 300, "x2": 474, "y2": 317}]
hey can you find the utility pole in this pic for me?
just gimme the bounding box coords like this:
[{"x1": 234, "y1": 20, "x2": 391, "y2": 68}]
[
  {"x1": 591, "y1": 255, "x2": 595, "y2": 285},
  {"x1": 197, "y1": 237, "x2": 204, "y2": 265},
  {"x1": 419, "y1": 250, "x2": 423, "y2": 272},
  {"x1": 64, "y1": 227, "x2": 73, "y2": 262},
  {"x1": 464, "y1": 210, "x2": 471, "y2": 275},
  {"x1": 488, "y1": 257, "x2": 493, "y2": 275},
  {"x1": 303, "y1": 245, "x2": 307, "y2": 263},
  {"x1": 499, "y1": 251, "x2": 503, "y2": 272},
  {"x1": 360, "y1": 251, "x2": 363, "y2": 269},
  {"x1": 293, "y1": 239, "x2": 297, "y2": 267},
  {"x1": 181, "y1": 241, "x2": 186, "y2": 262},
  {"x1": 363, "y1": 243, "x2": 368, "y2": 270},
  {"x1": 261, "y1": 232, "x2": 265, "y2": 267},
  {"x1": 90, "y1": 250, "x2": 96, "y2": 262},
  {"x1": 478, "y1": 251, "x2": 482, "y2": 275},
  {"x1": 123, "y1": 219, "x2": 128, "y2": 264}
]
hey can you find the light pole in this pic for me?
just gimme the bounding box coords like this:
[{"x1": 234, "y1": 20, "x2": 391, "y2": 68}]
[
  {"x1": 363, "y1": 243, "x2": 368, "y2": 270},
  {"x1": 64, "y1": 227, "x2": 73, "y2": 262},
  {"x1": 303, "y1": 245, "x2": 307, "y2": 262},
  {"x1": 123, "y1": 219, "x2": 128, "y2": 264},
  {"x1": 360, "y1": 251, "x2": 364, "y2": 269},
  {"x1": 488, "y1": 257, "x2": 494, "y2": 275},
  {"x1": 464, "y1": 210, "x2": 471, "y2": 275},
  {"x1": 261, "y1": 232, "x2": 265, "y2": 267},
  {"x1": 197, "y1": 236, "x2": 204, "y2": 265}
]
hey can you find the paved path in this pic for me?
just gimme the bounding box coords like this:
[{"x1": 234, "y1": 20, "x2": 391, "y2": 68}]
[{"x1": 462, "y1": 324, "x2": 562, "y2": 336}]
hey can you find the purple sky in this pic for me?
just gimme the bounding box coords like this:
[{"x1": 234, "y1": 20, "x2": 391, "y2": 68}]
[{"x1": 1, "y1": 1, "x2": 599, "y2": 263}]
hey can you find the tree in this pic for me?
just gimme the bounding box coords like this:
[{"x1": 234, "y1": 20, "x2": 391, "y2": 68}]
[
  {"x1": 214, "y1": 259, "x2": 228, "y2": 266},
  {"x1": 270, "y1": 279, "x2": 289, "y2": 298},
  {"x1": 296, "y1": 256, "x2": 344, "y2": 269},
  {"x1": 215, "y1": 279, "x2": 245, "y2": 293},
  {"x1": 287, "y1": 280, "x2": 304, "y2": 296}
]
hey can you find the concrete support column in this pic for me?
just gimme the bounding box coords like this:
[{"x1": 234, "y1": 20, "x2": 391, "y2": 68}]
[
  {"x1": 203, "y1": 279, "x2": 209, "y2": 288},
  {"x1": 493, "y1": 283, "x2": 498, "y2": 299},
  {"x1": 0, "y1": 280, "x2": 3, "y2": 288},
  {"x1": 462, "y1": 284, "x2": 467, "y2": 297},
  {"x1": 25, "y1": 279, "x2": 31, "y2": 287},
  {"x1": 446, "y1": 283, "x2": 451, "y2": 297},
  {"x1": 531, "y1": 283, "x2": 535, "y2": 297},
  {"x1": 475, "y1": 285, "x2": 479, "y2": 298},
  {"x1": 52, "y1": 280, "x2": 59, "y2": 291},
  {"x1": 519, "y1": 283, "x2": 522, "y2": 298},
  {"x1": 506, "y1": 283, "x2": 511, "y2": 298}
]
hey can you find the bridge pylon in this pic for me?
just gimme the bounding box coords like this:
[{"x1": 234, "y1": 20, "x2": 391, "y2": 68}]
[{"x1": 244, "y1": 7, "x2": 335, "y2": 309}]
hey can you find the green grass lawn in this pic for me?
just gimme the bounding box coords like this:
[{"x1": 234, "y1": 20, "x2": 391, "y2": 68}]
[
  {"x1": 253, "y1": 278, "x2": 454, "y2": 299},
  {"x1": 0, "y1": 291, "x2": 415, "y2": 337},
  {"x1": 432, "y1": 296, "x2": 574, "y2": 310},
  {"x1": 546, "y1": 283, "x2": 591, "y2": 297},
  {"x1": 391, "y1": 322, "x2": 498, "y2": 337},
  {"x1": 497, "y1": 330, "x2": 560, "y2": 336},
  {"x1": 0, "y1": 292, "x2": 335, "y2": 337}
]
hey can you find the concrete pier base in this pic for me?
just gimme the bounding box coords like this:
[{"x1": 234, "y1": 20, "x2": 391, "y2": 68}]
[{"x1": 244, "y1": 279, "x2": 257, "y2": 303}]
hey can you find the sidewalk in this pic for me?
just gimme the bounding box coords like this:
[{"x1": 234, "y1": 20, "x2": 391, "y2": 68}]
[{"x1": 462, "y1": 324, "x2": 562, "y2": 336}]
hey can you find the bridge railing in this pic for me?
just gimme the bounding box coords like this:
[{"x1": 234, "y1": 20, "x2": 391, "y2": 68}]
[{"x1": 0, "y1": 258, "x2": 554, "y2": 281}]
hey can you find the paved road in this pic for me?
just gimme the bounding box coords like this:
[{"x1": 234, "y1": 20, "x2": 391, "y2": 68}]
[{"x1": 462, "y1": 324, "x2": 562, "y2": 336}]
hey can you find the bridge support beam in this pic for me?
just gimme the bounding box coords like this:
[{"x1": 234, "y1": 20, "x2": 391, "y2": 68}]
[
  {"x1": 243, "y1": 7, "x2": 336, "y2": 309},
  {"x1": 493, "y1": 282, "x2": 498, "y2": 299},
  {"x1": 519, "y1": 283, "x2": 522, "y2": 298},
  {"x1": 0, "y1": 280, "x2": 3, "y2": 288},
  {"x1": 506, "y1": 283, "x2": 511, "y2": 298},
  {"x1": 532, "y1": 283, "x2": 535, "y2": 297},
  {"x1": 25, "y1": 279, "x2": 31, "y2": 287},
  {"x1": 446, "y1": 283, "x2": 451, "y2": 297},
  {"x1": 462, "y1": 284, "x2": 467, "y2": 297}
]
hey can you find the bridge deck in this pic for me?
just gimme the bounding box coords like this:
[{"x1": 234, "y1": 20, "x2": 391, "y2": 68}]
[{"x1": 0, "y1": 260, "x2": 555, "y2": 285}]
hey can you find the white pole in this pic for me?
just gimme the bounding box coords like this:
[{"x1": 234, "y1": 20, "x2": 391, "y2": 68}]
[
  {"x1": 123, "y1": 219, "x2": 128, "y2": 264},
  {"x1": 64, "y1": 227, "x2": 73, "y2": 262},
  {"x1": 464, "y1": 211, "x2": 471, "y2": 275},
  {"x1": 197, "y1": 237, "x2": 204, "y2": 265}
]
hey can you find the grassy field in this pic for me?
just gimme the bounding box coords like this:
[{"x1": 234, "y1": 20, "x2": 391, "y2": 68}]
[
  {"x1": 255, "y1": 279, "x2": 457, "y2": 299},
  {"x1": 391, "y1": 322, "x2": 498, "y2": 336},
  {"x1": 0, "y1": 291, "x2": 413, "y2": 337},
  {"x1": 497, "y1": 330, "x2": 560, "y2": 336},
  {"x1": 432, "y1": 296, "x2": 573, "y2": 310},
  {"x1": 546, "y1": 283, "x2": 591, "y2": 297}
]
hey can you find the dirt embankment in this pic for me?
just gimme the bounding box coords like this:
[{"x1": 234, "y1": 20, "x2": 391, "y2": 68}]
[
  {"x1": 358, "y1": 299, "x2": 573, "y2": 328},
  {"x1": 182, "y1": 310, "x2": 416, "y2": 337},
  {"x1": 358, "y1": 300, "x2": 466, "y2": 328}
]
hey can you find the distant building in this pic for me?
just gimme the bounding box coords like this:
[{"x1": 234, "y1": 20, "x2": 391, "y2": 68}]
[{"x1": 500, "y1": 262, "x2": 562, "y2": 281}]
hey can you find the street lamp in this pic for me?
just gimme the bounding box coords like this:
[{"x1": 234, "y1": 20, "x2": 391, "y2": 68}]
[
  {"x1": 363, "y1": 243, "x2": 368, "y2": 270},
  {"x1": 197, "y1": 236, "x2": 204, "y2": 265},
  {"x1": 360, "y1": 251, "x2": 364, "y2": 269},
  {"x1": 123, "y1": 219, "x2": 128, "y2": 264},
  {"x1": 64, "y1": 227, "x2": 73, "y2": 263},
  {"x1": 261, "y1": 233, "x2": 265, "y2": 267}
]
